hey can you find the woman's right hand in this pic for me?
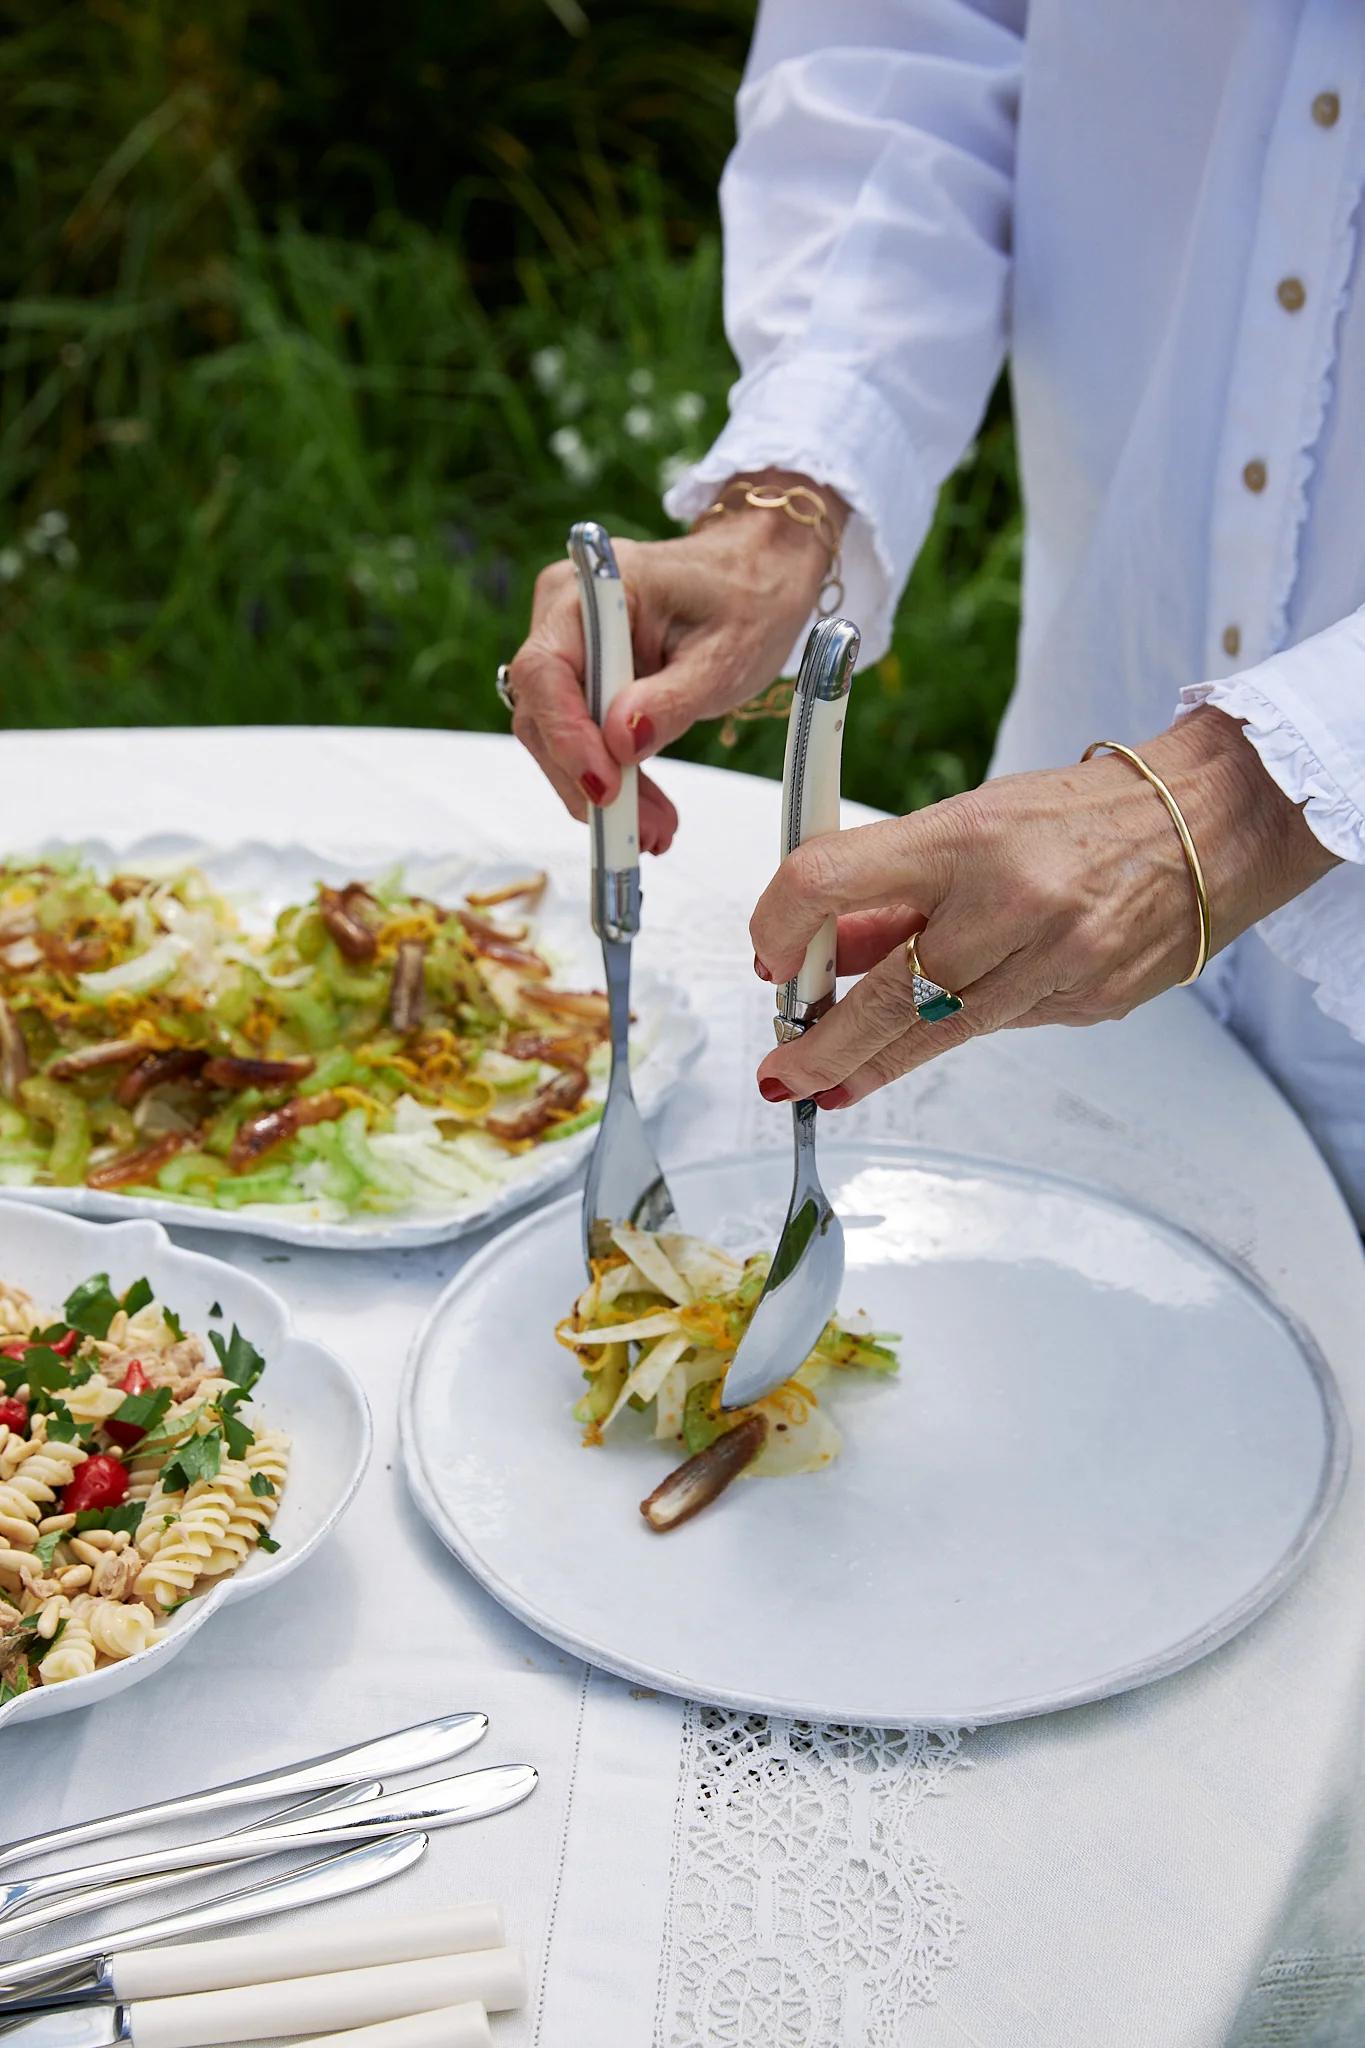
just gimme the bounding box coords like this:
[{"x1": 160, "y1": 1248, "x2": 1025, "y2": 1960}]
[{"x1": 505, "y1": 472, "x2": 844, "y2": 854}]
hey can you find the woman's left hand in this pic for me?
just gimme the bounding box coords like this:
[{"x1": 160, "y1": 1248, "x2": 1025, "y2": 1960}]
[{"x1": 749, "y1": 708, "x2": 1339, "y2": 1109}]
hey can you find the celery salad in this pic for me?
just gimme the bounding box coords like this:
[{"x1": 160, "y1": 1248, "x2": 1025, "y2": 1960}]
[
  {"x1": 0, "y1": 857, "x2": 613, "y2": 1222},
  {"x1": 557, "y1": 1226, "x2": 900, "y2": 1530}
]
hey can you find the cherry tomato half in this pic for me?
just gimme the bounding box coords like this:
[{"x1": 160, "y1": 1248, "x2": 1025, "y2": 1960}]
[{"x1": 62, "y1": 1454, "x2": 130, "y2": 1515}]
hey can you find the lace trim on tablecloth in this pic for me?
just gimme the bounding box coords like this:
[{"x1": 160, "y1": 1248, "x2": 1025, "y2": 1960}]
[{"x1": 655, "y1": 1709, "x2": 969, "y2": 2047}]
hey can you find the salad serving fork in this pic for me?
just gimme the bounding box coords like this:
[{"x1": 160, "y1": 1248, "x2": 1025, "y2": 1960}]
[
  {"x1": 570, "y1": 520, "x2": 679, "y2": 1266},
  {"x1": 721, "y1": 618, "x2": 860, "y2": 1410}
]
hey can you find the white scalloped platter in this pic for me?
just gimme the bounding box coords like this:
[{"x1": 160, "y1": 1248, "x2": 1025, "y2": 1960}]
[
  {"x1": 0, "y1": 1204, "x2": 371, "y2": 1727},
  {"x1": 403, "y1": 1145, "x2": 1348, "y2": 1727},
  {"x1": 0, "y1": 837, "x2": 704, "y2": 1250}
]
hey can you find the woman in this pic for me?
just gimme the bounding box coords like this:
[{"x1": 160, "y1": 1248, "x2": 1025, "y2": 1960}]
[{"x1": 506, "y1": 2, "x2": 1365, "y2": 1224}]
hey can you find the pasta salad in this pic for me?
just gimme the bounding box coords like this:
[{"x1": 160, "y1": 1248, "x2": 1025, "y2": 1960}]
[
  {"x1": 0, "y1": 856, "x2": 610, "y2": 1222},
  {"x1": 0, "y1": 1270, "x2": 288, "y2": 1697},
  {"x1": 556, "y1": 1226, "x2": 899, "y2": 1529}
]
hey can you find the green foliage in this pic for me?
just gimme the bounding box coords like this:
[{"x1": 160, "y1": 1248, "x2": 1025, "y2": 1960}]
[{"x1": 0, "y1": 0, "x2": 1019, "y2": 816}]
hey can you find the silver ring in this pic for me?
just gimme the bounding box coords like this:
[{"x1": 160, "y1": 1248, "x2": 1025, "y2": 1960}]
[{"x1": 495, "y1": 663, "x2": 516, "y2": 714}]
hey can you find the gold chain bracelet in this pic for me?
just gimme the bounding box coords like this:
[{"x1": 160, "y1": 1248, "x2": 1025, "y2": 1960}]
[
  {"x1": 698, "y1": 480, "x2": 845, "y2": 745},
  {"x1": 1080, "y1": 740, "x2": 1212, "y2": 985}
]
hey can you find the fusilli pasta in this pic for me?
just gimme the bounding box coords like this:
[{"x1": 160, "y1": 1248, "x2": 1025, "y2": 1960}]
[{"x1": 0, "y1": 1269, "x2": 289, "y2": 1695}]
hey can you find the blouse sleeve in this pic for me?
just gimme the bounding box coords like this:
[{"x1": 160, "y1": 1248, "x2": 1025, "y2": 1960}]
[
  {"x1": 1179, "y1": 606, "x2": 1365, "y2": 1040},
  {"x1": 663, "y1": 0, "x2": 1026, "y2": 662}
]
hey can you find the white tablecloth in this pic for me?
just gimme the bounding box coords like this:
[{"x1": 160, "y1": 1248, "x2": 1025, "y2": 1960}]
[{"x1": 2, "y1": 727, "x2": 1364, "y2": 2048}]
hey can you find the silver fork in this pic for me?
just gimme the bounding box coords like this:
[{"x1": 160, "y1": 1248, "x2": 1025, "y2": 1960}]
[
  {"x1": 721, "y1": 618, "x2": 860, "y2": 1409},
  {"x1": 570, "y1": 520, "x2": 678, "y2": 1266}
]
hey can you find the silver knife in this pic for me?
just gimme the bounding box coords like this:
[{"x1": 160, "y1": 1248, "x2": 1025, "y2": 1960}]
[
  {"x1": 0, "y1": 1710, "x2": 487, "y2": 1875},
  {"x1": 0, "y1": 1834, "x2": 428, "y2": 2007},
  {"x1": 570, "y1": 520, "x2": 678, "y2": 1266},
  {"x1": 0, "y1": 1765, "x2": 538, "y2": 1926},
  {"x1": 721, "y1": 617, "x2": 860, "y2": 1410},
  {"x1": 0, "y1": 1784, "x2": 382, "y2": 1943}
]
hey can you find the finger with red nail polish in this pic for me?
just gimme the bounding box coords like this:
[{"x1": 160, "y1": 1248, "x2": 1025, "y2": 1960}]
[
  {"x1": 814, "y1": 1085, "x2": 851, "y2": 1111},
  {"x1": 580, "y1": 771, "x2": 607, "y2": 805},
  {"x1": 758, "y1": 1077, "x2": 792, "y2": 1103}
]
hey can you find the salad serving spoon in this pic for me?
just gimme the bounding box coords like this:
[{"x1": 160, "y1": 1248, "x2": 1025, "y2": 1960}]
[
  {"x1": 570, "y1": 520, "x2": 678, "y2": 1268},
  {"x1": 721, "y1": 617, "x2": 860, "y2": 1410}
]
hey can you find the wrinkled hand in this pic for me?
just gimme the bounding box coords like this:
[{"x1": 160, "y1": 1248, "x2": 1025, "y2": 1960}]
[
  {"x1": 507, "y1": 473, "x2": 841, "y2": 852},
  {"x1": 750, "y1": 708, "x2": 1338, "y2": 1108}
]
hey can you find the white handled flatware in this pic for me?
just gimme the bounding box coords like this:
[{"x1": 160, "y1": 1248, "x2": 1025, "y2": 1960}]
[
  {"x1": 570, "y1": 519, "x2": 678, "y2": 1266},
  {"x1": 0, "y1": 1765, "x2": 537, "y2": 1927},
  {"x1": 0, "y1": 1835, "x2": 428, "y2": 2006},
  {"x1": 0, "y1": 1711, "x2": 487, "y2": 1875},
  {"x1": 721, "y1": 617, "x2": 860, "y2": 1409},
  {"x1": 2, "y1": 1888, "x2": 497, "y2": 2010},
  {"x1": 0, "y1": 1947, "x2": 525, "y2": 2047},
  {"x1": 305, "y1": 2007, "x2": 492, "y2": 2048}
]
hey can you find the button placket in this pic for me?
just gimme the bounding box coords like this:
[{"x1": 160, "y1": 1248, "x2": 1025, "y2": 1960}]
[{"x1": 1202, "y1": 2, "x2": 1365, "y2": 678}]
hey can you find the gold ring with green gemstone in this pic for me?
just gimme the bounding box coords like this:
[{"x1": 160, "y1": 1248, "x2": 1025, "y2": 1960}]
[{"x1": 906, "y1": 933, "x2": 964, "y2": 1024}]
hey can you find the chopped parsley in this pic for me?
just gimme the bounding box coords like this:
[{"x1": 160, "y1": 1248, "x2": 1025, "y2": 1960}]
[
  {"x1": 31, "y1": 1530, "x2": 63, "y2": 1569},
  {"x1": 256, "y1": 1530, "x2": 281, "y2": 1554},
  {"x1": 161, "y1": 1428, "x2": 223, "y2": 1493},
  {"x1": 249, "y1": 1472, "x2": 276, "y2": 1498},
  {"x1": 62, "y1": 1272, "x2": 122, "y2": 1340},
  {"x1": 209, "y1": 1326, "x2": 266, "y2": 1395},
  {"x1": 73, "y1": 1501, "x2": 145, "y2": 1538},
  {"x1": 217, "y1": 1387, "x2": 256, "y2": 1461},
  {"x1": 163, "y1": 1307, "x2": 184, "y2": 1340},
  {"x1": 108, "y1": 1386, "x2": 173, "y2": 1442},
  {"x1": 1, "y1": 1347, "x2": 73, "y2": 1397},
  {"x1": 121, "y1": 1277, "x2": 154, "y2": 1318}
]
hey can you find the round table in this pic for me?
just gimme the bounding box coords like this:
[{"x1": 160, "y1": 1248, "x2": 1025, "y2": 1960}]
[{"x1": 5, "y1": 728, "x2": 1365, "y2": 2048}]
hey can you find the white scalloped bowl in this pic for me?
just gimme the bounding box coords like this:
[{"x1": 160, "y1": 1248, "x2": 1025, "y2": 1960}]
[{"x1": 0, "y1": 1203, "x2": 372, "y2": 1726}]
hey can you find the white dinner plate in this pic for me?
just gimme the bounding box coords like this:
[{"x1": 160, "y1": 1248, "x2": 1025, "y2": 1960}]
[
  {"x1": 1, "y1": 836, "x2": 703, "y2": 1249},
  {"x1": 0, "y1": 1203, "x2": 371, "y2": 1727},
  {"x1": 402, "y1": 1144, "x2": 1348, "y2": 1726}
]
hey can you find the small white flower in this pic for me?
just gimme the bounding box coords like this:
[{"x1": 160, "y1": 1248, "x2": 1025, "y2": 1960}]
[
  {"x1": 627, "y1": 369, "x2": 654, "y2": 396},
  {"x1": 0, "y1": 550, "x2": 23, "y2": 583},
  {"x1": 388, "y1": 536, "x2": 416, "y2": 561},
  {"x1": 531, "y1": 346, "x2": 567, "y2": 392},
  {"x1": 549, "y1": 425, "x2": 599, "y2": 485},
  {"x1": 673, "y1": 391, "x2": 705, "y2": 425},
  {"x1": 624, "y1": 405, "x2": 655, "y2": 441},
  {"x1": 658, "y1": 454, "x2": 691, "y2": 494},
  {"x1": 34, "y1": 511, "x2": 68, "y2": 540},
  {"x1": 53, "y1": 539, "x2": 79, "y2": 571},
  {"x1": 349, "y1": 562, "x2": 376, "y2": 594}
]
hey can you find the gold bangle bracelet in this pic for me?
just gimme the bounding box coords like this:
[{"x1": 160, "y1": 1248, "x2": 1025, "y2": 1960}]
[{"x1": 1080, "y1": 740, "x2": 1212, "y2": 985}]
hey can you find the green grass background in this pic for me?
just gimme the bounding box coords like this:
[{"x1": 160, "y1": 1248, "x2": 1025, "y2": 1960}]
[{"x1": 0, "y1": 0, "x2": 1021, "y2": 815}]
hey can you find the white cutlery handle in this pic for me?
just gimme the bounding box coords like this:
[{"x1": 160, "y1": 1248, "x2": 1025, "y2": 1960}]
[
  {"x1": 779, "y1": 619, "x2": 860, "y2": 1019},
  {"x1": 300, "y1": 2003, "x2": 492, "y2": 2048},
  {"x1": 569, "y1": 522, "x2": 640, "y2": 924},
  {"x1": 112, "y1": 1904, "x2": 503, "y2": 1999},
  {"x1": 130, "y1": 1947, "x2": 526, "y2": 2048}
]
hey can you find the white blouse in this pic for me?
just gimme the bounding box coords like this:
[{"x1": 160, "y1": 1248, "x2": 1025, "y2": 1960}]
[{"x1": 665, "y1": 0, "x2": 1365, "y2": 1222}]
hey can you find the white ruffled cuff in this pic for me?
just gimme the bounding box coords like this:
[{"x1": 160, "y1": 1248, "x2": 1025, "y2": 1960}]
[
  {"x1": 1178, "y1": 678, "x2": 1365, "y2": 1041},
  {"x1": 662, "y1": 357, "x2": 936, "y2": 669}
]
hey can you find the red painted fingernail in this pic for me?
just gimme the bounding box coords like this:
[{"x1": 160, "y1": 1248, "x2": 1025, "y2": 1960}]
[
  {"x1": 815, "y1": 1085, "x2": 852, "y2": 1111},
  {"x1": 759, "y1": 1077, "x2": 792, "y2": 1103},
  {"x1": 753, "y1": 955, "x2": 772, "y2": 982},
  {"x1": 628, "y1": 713, "x2": 656, "y2": 757},
  {"x1": 580, "y1": 772, "x2": 606, "y2": 804}
]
